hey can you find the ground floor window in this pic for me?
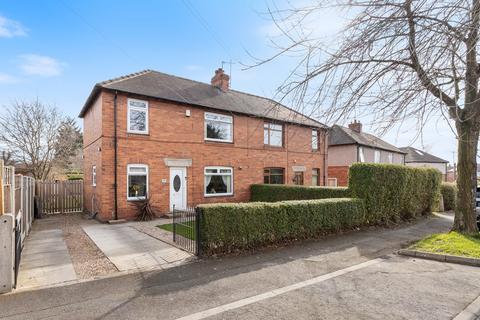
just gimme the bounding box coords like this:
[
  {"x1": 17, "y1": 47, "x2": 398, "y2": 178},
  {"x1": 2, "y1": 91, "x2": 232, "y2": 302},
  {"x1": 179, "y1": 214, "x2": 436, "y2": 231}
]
[
  {"x1": 312, "y1": 168, "x2": 320, "y2": 186},
  {"x1": 127, "y1": 164, "x2": 148, "y2": 200},
  {"x1": 293, "y1": 171, "x2": 304, "y2": 185},
  {"x1": 264, "y1": 168, "x2": 284, "y2": 184},
  {"x1": 205, "y1": 167, "x2": 233, "y2": 196}
]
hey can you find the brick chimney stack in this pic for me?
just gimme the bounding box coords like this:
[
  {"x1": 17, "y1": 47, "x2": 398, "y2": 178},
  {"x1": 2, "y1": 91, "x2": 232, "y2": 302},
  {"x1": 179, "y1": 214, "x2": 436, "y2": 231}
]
[
  {"x1": 348, "y1": 120, "x2": 362, "y2": 133},
  {"x1": 211, "y1": 68, "x2": 230, "y2": 91}
]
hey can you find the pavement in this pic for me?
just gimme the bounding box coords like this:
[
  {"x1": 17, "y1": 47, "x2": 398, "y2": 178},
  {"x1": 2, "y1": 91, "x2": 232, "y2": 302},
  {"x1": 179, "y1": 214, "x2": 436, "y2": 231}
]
[
  {"x1": 16, "y1": 228, "x2": 77, "y2": 290},
  {"x1": 2, "y1": 213, "x2": 480, "y2": 320},
  {"x1": 82, "y1": 223, "x2": 192, "y2": 272}
]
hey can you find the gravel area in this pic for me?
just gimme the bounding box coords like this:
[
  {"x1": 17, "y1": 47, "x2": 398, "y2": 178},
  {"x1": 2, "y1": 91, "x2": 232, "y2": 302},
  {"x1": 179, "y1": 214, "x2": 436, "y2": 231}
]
[
  {"x1": 33, "y1": 213, "x2": 118, "y2": 279},
  {"x1": 128, "y1": 217, "x2": 178, "y2": 246}
]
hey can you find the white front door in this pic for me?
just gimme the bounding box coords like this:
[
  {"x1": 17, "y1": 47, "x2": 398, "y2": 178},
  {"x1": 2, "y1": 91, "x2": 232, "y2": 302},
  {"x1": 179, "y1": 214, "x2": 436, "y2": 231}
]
[{"x1": 170, "y1": 167, "x2": 187, "y2": 211}]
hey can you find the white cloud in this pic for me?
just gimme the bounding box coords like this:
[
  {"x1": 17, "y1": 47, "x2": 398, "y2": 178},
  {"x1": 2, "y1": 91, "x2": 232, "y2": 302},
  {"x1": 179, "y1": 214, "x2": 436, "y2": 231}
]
[
  {"x1": 19, "y1": 54, "x2": 65, "y2": 77},
  {"x1": 185, "y1": 64, "x2": 203, "y2": 71},
  {"x1": 0, "y1": 15, "x2": 27, "y2": 38},
  {"x1": 0, "y1": 72, "x2": 19, "y2": 84}
]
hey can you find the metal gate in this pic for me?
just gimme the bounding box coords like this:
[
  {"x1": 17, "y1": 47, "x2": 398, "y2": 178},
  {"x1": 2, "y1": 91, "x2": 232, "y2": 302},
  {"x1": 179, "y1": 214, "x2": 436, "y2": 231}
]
[
  {"x1": 36, "y1": 180, "x2": 83, "y2": 214},
  {"x1": 172, "y1": 206, "x2": 201, "y2": 255}
]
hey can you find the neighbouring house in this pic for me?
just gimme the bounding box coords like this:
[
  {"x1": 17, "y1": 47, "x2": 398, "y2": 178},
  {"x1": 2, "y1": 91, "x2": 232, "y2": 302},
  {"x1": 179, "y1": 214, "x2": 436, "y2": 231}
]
[
  {"x1": 328, "y1": 121, "x2": 406, "y2": 186},
  {"x1": 79, "y1": 69, "x2": 328, "y2": 221},
  {"x1": 399, "y1": 147, "x2": 449, "y2": 181}
]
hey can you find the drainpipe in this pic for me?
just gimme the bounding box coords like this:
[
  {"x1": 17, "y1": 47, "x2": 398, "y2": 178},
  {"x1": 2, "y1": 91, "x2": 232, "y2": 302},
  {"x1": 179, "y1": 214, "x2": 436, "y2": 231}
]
[
  {"x1": 113, "y1": 91, "x2": 118, "y2": 220},
  {"x1": 323, "y1": 129, "x2": 328, "y2": 186}
]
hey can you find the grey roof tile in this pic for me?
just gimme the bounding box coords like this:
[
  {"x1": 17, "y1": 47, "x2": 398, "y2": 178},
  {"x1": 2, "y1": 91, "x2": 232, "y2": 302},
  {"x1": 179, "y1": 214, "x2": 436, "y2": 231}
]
[
  {"x1": 79, "y1": 70, "x2": 325, "y2": 128},
  {"x1": 399, "y1": 147, "x2": 448, "y2": 163}
]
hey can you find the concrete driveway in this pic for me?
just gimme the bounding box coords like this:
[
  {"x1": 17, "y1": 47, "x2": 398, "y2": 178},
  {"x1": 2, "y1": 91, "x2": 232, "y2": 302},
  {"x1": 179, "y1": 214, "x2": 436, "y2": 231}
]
[{"x1": 2, "y1": 213, "x2": 479, "y2": 320}]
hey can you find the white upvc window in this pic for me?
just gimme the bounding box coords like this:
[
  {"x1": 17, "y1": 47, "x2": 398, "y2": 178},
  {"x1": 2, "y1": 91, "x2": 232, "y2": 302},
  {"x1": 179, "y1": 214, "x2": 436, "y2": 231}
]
[
  {"x1": 374, "y1": 150, "x2": 381, "y2": 163},
  {"x1": 388, "y1": 152, "x2": 393, "y2": 164},
  {"x1": 204, "y1": 166, "x2": 233, "y2": 197},
  {"x1": 359, "y1": 146, "x2": 365, "y2": 163},
  {"x1": 127, "y1": 99, "x2": 148, "y2": 134},
  {"x1": 312, "y1": 129, "x2": 319, "y2": 151},
  {"x1": 264, "y1": 122, "x2": 283, "y2": 147},
  {"x1": 92, "y1": 165, "x2": 97, "y2": 186},
  {"x1": 204, "y1": 112, "x2": 233, "y2": 142},
  {"x1": 127, "y1": 164, "x2": 148, "y2": 200}
]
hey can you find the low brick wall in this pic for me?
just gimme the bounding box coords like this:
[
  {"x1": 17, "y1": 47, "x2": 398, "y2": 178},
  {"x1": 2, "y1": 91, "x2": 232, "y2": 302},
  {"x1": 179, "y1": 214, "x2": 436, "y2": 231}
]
[{"x1": 328, "y1": 166, "x2": 349, "y2": 186}]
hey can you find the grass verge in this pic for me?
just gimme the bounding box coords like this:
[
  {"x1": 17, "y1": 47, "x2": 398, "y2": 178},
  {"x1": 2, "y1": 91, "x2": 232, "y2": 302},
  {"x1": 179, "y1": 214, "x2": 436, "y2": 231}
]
[
  {"x1": 409, "y1": 231, "x2": 480, "y2": 258},
  {"x1": 157, "y1": 221, "x2": 196, "y2": 240}
]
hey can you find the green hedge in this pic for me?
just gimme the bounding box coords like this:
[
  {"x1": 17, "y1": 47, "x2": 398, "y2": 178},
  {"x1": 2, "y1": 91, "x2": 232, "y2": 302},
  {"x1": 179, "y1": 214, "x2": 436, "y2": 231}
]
[
  {"x1": 441, "y1": 182, "x2": 457, "y2": 211},
  {"x1": 250, "y1": 184, "x2": 350, "y2": 202},
  {"x1": 198, "y1": 198, "x2": 365, "y2": 255},
  {"x1": 349, "y1": 163, "x2": 441, "y2": 224}
]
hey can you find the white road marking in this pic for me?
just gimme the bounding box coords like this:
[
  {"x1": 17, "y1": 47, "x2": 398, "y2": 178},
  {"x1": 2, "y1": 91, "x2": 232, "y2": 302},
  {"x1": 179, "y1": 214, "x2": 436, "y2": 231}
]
[{"x1": 175, "y1": 258, "x2": 384, "y2": 320}]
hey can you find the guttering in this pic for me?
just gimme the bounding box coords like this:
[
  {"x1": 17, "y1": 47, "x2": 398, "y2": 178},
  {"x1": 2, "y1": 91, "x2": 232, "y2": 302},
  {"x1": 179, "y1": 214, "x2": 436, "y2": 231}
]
[{"x1": 113, "y1": 91, "x2": 118, "y2": 220}]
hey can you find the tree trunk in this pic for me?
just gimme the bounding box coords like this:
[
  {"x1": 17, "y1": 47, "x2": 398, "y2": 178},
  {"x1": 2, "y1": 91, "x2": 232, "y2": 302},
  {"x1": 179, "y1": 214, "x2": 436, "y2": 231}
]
[{"x1": 453, "y1": 121, "x2": 479, "y2": 233}]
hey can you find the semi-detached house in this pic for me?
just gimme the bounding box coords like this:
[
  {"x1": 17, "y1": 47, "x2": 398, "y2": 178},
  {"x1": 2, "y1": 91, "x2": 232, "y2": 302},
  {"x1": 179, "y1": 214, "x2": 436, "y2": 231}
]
[{"x1": 79, "y1": 68, "x2": 328, "y2": 221}]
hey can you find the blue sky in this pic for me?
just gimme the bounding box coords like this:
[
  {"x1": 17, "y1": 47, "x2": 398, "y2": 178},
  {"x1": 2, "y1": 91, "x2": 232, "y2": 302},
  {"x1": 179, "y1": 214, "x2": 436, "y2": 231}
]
[{"x1": 0, "y1": 0, "x2": 457, "y2": 163}]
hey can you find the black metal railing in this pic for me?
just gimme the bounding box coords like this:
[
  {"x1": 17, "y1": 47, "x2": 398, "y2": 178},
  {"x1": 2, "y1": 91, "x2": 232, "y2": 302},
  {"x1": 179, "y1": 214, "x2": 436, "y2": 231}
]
[{"x1": 172, "y1": 205, "x2": 201, "y2": 255}]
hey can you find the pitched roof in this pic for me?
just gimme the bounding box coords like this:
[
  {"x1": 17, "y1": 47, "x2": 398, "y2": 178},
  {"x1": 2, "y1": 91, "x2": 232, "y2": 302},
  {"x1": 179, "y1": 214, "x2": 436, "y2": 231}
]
[
  {"x1": 399, "y1": 147, "x2": 448, "y2": 163},
  {"x1": 329, "y1": 125, "x2": 405, "y2": 153},
  {"x1": 78, "y1": 70, "x2": 326, "y2": 128}
]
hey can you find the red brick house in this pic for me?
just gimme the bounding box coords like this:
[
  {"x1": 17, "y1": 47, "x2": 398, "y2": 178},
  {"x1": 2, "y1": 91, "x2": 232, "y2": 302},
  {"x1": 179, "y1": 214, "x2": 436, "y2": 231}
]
[
  {"x1": 328, "y1": 121, "x2": 406, "y2": 186},
  {"x1": 79, "y1": 69, "x2": 328, "y2": 221}
]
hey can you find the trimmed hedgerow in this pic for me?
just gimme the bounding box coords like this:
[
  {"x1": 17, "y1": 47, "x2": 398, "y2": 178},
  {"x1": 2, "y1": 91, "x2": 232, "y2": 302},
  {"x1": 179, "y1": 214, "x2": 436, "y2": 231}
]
[
  {"x1": 349, "y1": 163, "x2": 441, "y2": 224},
  {"x1": 250, "y1": 184, "x2": 350, "y2": 202},
  {"x1": 198, "y1": 198, "x2": 365, "y2": 255},
  {"x1": 441, "y1": 182, "x2": 457, "y2": 211}
]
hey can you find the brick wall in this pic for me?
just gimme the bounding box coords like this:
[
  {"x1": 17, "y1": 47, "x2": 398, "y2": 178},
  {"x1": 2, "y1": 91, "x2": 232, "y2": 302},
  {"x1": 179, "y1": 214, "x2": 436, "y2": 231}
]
[
  {"x1": 83, "y1": 90, "x2": 328, "y2": 221},
  {"x1": 327, "y1": 166, "x2": 349, "y2": 187}
]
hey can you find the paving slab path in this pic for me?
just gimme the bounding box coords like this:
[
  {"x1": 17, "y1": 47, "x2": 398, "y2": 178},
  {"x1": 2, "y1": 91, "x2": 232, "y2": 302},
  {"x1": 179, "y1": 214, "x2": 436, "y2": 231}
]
[
  {"x1": 82, "y1": 224, "x2": 192, "y2": 272},
  {"x1": 16, "y1": 228, "x2": 76, "y2": 290}
]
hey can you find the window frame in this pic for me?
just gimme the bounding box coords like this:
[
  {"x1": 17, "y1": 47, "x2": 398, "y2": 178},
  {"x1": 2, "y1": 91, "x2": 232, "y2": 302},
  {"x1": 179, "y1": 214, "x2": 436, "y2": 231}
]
[
  {"x1": 127, "y1": 98, "x2": 149, "y2": 135},
  {"x1": 204, "y1": 166, "x2": 234, "y2": 197},
  {"x1": 312, "y1": 129, "x2": 319, "y2": 151},
  {"x1": 388, "y1": 152, "x2": 393, "y2": 164},
  {"x1": 312, "y1": 168, "x2": 320, "y2": 186},
  {"x1": 92, "y1": 165, "x2": 97, "y2": 187},
  {"x1": 127, "y1": 164, "x2": 149, "y2": 201},
  {"x1": 374, "y1": 150, "x2": 381, "y2": 163},
  {"x1": 204, "y1": 112, "x2": 234, "y2": 143},
  {"x1": 264, "y1": 122, "x2": 283, "y2": 147},
  {"x1": 263, "y1": 167, "x2": 285, "y2": 184}
]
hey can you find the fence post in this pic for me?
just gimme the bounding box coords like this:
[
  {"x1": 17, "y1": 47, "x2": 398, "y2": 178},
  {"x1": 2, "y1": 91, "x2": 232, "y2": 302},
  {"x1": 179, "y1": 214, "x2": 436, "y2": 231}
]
[
  {"x1": 195, "y1": 207, "x2": 201, "y2": 257},
  {"x1": 0, "y1": 214, "x2": 14, "y2": 293}
]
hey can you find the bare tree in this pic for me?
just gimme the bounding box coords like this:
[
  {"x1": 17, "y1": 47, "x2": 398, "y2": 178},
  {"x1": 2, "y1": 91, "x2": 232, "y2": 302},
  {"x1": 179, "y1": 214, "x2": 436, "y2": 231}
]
[
  {"x1": 0, "y1": 100, "x2": 63, "y2": 180},
  {"x1": 251, "y1": 0, "x2": 480, "y2": 233}
]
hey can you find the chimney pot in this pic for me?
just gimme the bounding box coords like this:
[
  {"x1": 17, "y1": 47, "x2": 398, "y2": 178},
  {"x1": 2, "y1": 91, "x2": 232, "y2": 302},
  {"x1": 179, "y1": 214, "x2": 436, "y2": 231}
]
[
  {"x1": 348, "y1": 120, "x2": 362, "y2": 133},
  {"x1": 211, "y1": 68, "x2": 230, "y2": 91}
]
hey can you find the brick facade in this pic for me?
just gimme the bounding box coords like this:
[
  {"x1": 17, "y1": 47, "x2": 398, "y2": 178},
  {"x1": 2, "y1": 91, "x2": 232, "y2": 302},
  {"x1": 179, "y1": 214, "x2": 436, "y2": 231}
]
[
  {"x1": 327, "y1": 166, "x2": 349, "y2": 187},
  {"x1": 83, "y1": 90, "x2": 327, "y2": 221}
]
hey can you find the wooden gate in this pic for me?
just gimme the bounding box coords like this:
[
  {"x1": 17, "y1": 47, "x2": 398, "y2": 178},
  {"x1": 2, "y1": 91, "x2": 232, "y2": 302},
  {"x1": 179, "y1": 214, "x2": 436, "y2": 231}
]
[{"x1": 36, "y1": 180, "x2": 83, "y2": 214}]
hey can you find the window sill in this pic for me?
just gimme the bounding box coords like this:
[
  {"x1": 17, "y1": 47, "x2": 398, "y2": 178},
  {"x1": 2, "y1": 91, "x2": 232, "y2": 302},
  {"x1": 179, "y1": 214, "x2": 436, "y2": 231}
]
[
  {"x1": 204, "y1": 138, "x2": 234, "y2": 144},
  {"x1": 127, "y1": 197, "x2": 146, "y2": 202},
  {"x1": 127, "y1": 131, "x2": 149, "y2": 136},
  {"x1": 204, "y1": 193, "x2": 234, "y2": 198}
]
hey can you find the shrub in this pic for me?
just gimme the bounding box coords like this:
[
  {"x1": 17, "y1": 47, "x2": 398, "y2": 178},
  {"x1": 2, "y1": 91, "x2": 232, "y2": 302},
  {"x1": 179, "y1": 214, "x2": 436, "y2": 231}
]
[
  {"x1": 250, "y1": 184, "x2": 350, "y2": 202},
  {"x1": 441, "y1": 182, "x2": 457, "y2": 211},
  {"x1": 198, "y1": 198, "x2": 365, "y2": 255},
  {"x1": 348, "y1": 163, "x2": 441, "y2": 224}
]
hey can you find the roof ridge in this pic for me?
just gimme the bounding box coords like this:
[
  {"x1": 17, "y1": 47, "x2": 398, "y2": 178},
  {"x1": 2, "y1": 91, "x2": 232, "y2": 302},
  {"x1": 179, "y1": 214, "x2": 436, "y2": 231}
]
[{"x1": 99, "y1": 69, "x2": 153, "y2": 86}]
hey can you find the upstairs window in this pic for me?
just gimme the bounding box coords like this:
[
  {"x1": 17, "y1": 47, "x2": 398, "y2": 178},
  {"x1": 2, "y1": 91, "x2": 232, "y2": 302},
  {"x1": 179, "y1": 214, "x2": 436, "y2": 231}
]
[
  {"x1": 359, "y1": 147, "x2": 365, "y2": 163},
  {"x1": 127, "y1": 164, "x2": 148, "y2": 200},
  {"x1": 388, "y1": 152, "x2": 393, "y2": 163},
  {"x1": 204, "y1": 167, "x2": 233, "y2": 196},
  {"x1": 264, "y1": 168, "x2": 284, "y2": 184},
  {"x1": 127, "y1": 99, "x2": 148, "y2": 134},
  {"x1": 264, "y1": 123, "x2": 283, "y2": 147},
  {"x1": 205, "y1": 112, "x2": 233, "y2": 142},
  {"x1": 92, "y1": 165, "x2": 97, "y2": 186},
  {"x1": 312, "y1": 129, "x2": 319, "y2": 151},
  {"x1": 374, "y1": 150, "x2": 381, "y2": 163}
]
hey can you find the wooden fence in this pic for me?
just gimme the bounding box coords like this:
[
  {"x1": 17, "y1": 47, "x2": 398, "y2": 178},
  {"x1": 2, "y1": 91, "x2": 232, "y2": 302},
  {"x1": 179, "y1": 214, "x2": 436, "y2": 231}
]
[{"x1": 36, "y1": 180, "x2": 83, "y2": 214}]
